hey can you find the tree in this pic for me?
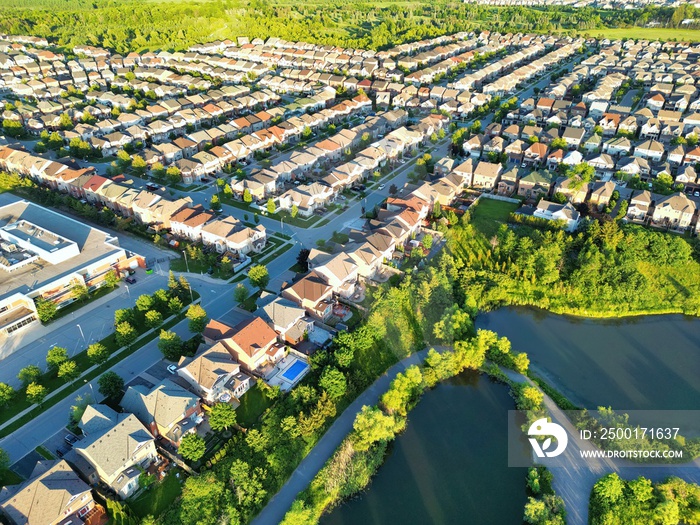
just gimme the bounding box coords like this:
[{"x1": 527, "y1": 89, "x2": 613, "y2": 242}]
[
  {"x1": 243, "y1": 188, "x2": 253, "y2": 203},
  {"x1": 59, "y1": 112, "x2": 73, "y2": 130},
  {"x1": 158, "y1": 329, "x2": 183, "y2": 360},
  {"x1": 165, "y1": 166, "x2": 181, "y2": 184},
  {"x1": 139, "y1": 472, "x2": 156, "y2": 490},
  {"x1": 266, "y1": 197, "x2": 276, "y2": 214},
  {"x1": 319, "y1": 367, "x2": 347, "y2": 399},
  {"x1": 135, "y1": 294, "x2": 155, "y2": 312},
  {"x1": 58, "y1": 360, "x2": 79, "y2": 382},
  {"x1": 291, "y1": 204, "x2": 299, "y2": 218},
  {"x1": 178, "y1": 433, "x2": 206, "y2": 462},
  {"x1": 422, "y1": 234, "x2": 433, "y2": 250},
  {"x1": 550, "y1": 137, "x2": 567, "y2": 150},
  {"x1": 17, "y1": 365, "x2": 42, "y2": 386},
  {"x1": 296, "y1": 248, "x2": 310, "y2": 272},
  {"x1": 132, "y1": 155, "x2": 147, "y2": 174},
  {"x1": 234, "y1": 283, "x2": 249, "y2": 304},
  {"x1": 114, "y1": 308, "x2": 134, "y2": 326},
  {"x1": 98, "y1": 371, "x2": 124, "y2": 400},
  {"x1": 352, "y1": 406, "x2": 404, "y2": 451},
  {"x1": 115, "y1": 321, "x2": 138, "y2": 347},
  {"x1": 209, "y1": 402, "x2": 237, "y2": 431},
  {"x1": 185, "y1": 304, "x2": 208, "y2": 333},
  {"x1": 248, "y1": 264, "x2": 269, "y2": 290},
  {"x1": 87, "y1": 343, "x2": 109, "y2": 365},
  {"x1": 26, "y1": 382, "x2": 48, "y2": 405},
  {"x1": 46, "y1": 347, "x2": 69, "y2": 372},
  {"x1": 469, "y1": 120, "x2": 482, "y2": 135},
  {"x1": 168, "y1": 296, "x2": 184, "y2": 315},
  {"x1": 35, "y1": 297, "x2": 57, "y2": 323},
  {"x1": 2, "y1": 119, "x2": 25, "y2": 138},
  {"x1": 145, "y1": 310, "x2": 163, "y2": 329},
  {"x1": 0, "y1": 383, "x2": 14, "y2": 407},
  {"x1": 210, "y1": 194, "x2": 221, "y2": 211},
  {"x1": 104, "y1": 270, "x2": 120, "y2": 288}
]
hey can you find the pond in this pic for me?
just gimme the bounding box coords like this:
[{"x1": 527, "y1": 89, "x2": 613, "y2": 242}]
[
  {"x1": 475, "y1": 307, "x2": 700, "y2": 411},
  {"x1": 320, "y1": 372, "x2": 527, "y2": 525}
]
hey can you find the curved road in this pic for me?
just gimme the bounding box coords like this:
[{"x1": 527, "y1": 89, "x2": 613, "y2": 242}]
[
  {"x1": 250, "y1": 346, "x2": 436, "y2": 525},
  {"x1": 500, "y1": 369, "x2": 700, "y2": 525}
]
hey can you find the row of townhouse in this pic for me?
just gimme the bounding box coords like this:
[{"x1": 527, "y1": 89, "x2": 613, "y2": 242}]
[
  {"x1": 482, "y1": 43, "x2": 580, "y2": 97},
  {"x1": 0, "y1": 146, "x2": 268, "y2": 256}
]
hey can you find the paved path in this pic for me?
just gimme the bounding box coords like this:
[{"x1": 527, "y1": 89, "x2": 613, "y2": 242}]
[
  {"x1": 500, "y1": 369, "x2": 700, "y2": 525},
  {"x1": 250, "y1": 347, "x2": 437, "y2": 525}
]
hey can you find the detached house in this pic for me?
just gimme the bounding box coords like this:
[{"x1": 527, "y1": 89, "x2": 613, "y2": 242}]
[
  {"x1": 0, "y1": 460, "x2": 96, "y2": 525},
  {"x1": 651, "y1": 192, "x2": 696, "y2": 230},
  {"x1": 74, "y1": 405, "x2": 157, "y2": 499},
  {"x1": 533, "y1": 200, "x2": 580, "y2": 231},
  {"x1": 120, "y1": 379, "x2": 203, "y2": 447},
  {"x1": 177, "y1": 342, "x2": 254, "y2": 403}
]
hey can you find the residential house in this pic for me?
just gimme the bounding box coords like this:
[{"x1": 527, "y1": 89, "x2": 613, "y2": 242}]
[
  {"x1": 651, "y1": 192, "x2": 696, "y2": 230},
  {"x1": 471, "y1": 161, "x2": 502, "y2": 190},
  {"x1": 589, "y1": 181, "x2": 616, "y2": 208},
  {"x1": 533, "y1": 200, "x2": 580, "y2": 231},
  {"x1": 120, "y1": 379, "x2": 203, "y2": 447},
  {"x1": 0, "y1": 460, "x2": 96, "y2": 525},
  {"x1": 177, "y1": 343, "x2": 253, "y2": 403},
  {"x1": 282, "y1": 271, "x2": 335, "y2": 321},
  {"x1": 74, "y1": 405, "x2": 157, "y2": 499},
  {"x1": 518, "y1": 170, "x2": 556, "y2": 200}
]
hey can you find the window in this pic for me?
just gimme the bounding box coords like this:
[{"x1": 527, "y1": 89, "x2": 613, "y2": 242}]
[{"x1": 5, "y1": 316, "x2": 37, "y2": 334}]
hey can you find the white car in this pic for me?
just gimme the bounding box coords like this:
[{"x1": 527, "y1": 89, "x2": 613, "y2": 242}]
[
  {"x1": 378, "y1": 184, "x2": 385, "y2": 190},
  {"x1": 167, "y1": 364, "x2": 178, "y2": 374}
]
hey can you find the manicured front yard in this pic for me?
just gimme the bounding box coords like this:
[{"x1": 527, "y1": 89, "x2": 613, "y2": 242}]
[
  {"x1": 236, "y1": 384, "x2": 273, "y2": 428},
  {"x1": 129, "y1": 470, "x2": 183, "y2": 518}
]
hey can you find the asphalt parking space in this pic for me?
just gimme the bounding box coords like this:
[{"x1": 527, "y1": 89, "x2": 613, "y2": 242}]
[{"x1": 11, "y1": 451, "x2": 44, "y2": 479}]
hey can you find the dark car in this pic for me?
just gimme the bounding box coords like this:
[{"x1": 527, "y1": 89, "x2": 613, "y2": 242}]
[
  {"x1": 65, "y1": 434, "x2": 78, "y2": 445},
  {"x1": 125, "y1": 276, "x2": 137, "y2": 284},
  {"x1": 56, "y1": 445, "x2": 70, "y2": 458}
]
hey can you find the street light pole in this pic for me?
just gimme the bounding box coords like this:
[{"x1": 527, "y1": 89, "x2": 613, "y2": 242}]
[
  {"x1": 83, "y1": 380, "x2": 95, "y2": 402},
  {"x1": 183, "y1": 250, "x2": 190, "y2": 273},
  {"x1": 125, "y1": 285, "x2": 130, "y2": 298},
  {"x1": 76, "y1": 324, "x2": 85, "y2": 343}
]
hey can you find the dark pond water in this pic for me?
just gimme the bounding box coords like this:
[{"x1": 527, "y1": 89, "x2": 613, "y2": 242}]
[{"x1": 321, "y1": 372, "x2": 527, "y2": 525}]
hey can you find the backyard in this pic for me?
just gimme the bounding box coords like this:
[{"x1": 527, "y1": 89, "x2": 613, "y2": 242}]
[
  {"x1": 129, "y1": 470, "x2": 183, "y2": 518},
  {"x1": 236, "y1": 384, "x2": 274, "y2": 428}
]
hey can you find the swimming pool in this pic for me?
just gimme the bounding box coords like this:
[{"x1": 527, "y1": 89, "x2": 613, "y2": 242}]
[{"x1": 282, "y1": 360, "x2": 308, "y2": 381}]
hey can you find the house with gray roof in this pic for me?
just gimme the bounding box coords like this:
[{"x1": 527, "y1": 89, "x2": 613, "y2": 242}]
[
  {"x1": 73, "y1": 405, "x2": 156, "y2": 499},
  {"x1": 120, "y1": 379, "x2": 202, "y2": 447},
  {"x1": 0, "y1": 460, "x2": 96, "y2": 525}
]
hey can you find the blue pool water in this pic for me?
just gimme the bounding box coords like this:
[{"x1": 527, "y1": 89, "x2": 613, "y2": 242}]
[{"x1": 282, "y1": 360, "x2": 308, "y2": 381}]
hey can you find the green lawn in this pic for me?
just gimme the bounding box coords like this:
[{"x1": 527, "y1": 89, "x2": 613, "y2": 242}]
[
  {"x1": 236, "y1": 384, "x2": 273, "y2": 428},
  {"x1": 170, "y1": 256, "x2": 231, "y2": 280},
  {"x1": 240, "y1": 289, "x2": 262, "y2": 312},
  {"x1": 129, "y1": 471, "x2": 183, "y2": 518},
  {"x1": 35, "y1": 446, "x2": 54, "y2": 460},
  {"x1": 0, "y1": 469, "x2": 23, "y2": 487},
  {"x1": 258, "y1": 242, "x2": 294, "y2": 265},
  {"x1": 469, "y1": 198, "x2": 519, "y2": 239},
  {"x1": 574, "y1": 27, "x2": 700, "y2": 42}
]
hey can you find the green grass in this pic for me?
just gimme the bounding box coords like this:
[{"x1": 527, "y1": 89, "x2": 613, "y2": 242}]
[
  {"x1": 35, "y1": 445, "x2": 54, "y2": 460},
  {"x1": 236, "y1": 384, "x2": 273, "y2": 428},
  {"x1": 258, "y1": 242, "x2": 294, "y2": 265},
  {"x1": 129, "y1": 470, "x2": 183, "y2": 518},
  {"x1": 574, "y1": 27, "x2": 700, "y2": 42},
  {"x1": 0, "y1": 469, "x2": 23, "y2": 486},
  {"x1": 469, "y1": 198, "x2": 519, "y2": 239},
  {"x1": 170, "y1": 256, "x2": 231, "y2": 280}
]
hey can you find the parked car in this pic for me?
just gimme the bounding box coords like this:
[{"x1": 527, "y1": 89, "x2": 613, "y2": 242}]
[
  {"x1": 64, "y1": 434, "x2": 78, "y2": 445},
  {"x1": 125, "y1": 276, "x2": 136, "y2": 284},
  {"x1": 167, "y1": 364, "x2": 178, "y2": 375},
  {"x1": 378, "y1": 184, "x2": 385, "y2": 190},
  {"x1": 128, "y1": 269, "x2": 136, "y2": 275},
  {"x1": 56, "y1": 446, "x2": 70, "y2": 458}
]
